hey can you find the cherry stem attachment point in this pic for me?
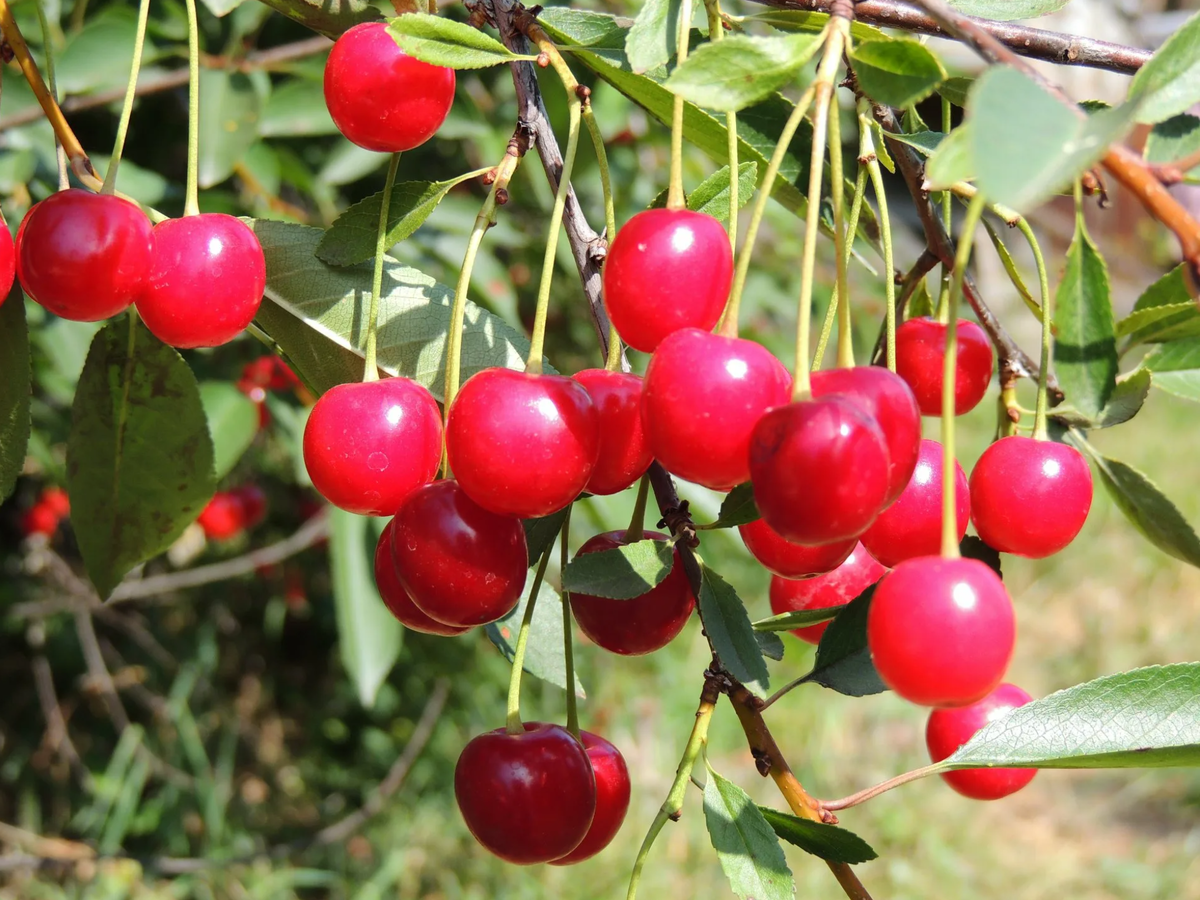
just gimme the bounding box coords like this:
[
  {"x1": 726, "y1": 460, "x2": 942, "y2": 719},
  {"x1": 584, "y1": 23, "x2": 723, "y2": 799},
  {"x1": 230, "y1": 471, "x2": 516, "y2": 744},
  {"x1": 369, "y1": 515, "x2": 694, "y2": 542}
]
[
  {"x1": 625, "y1": 472, "x2": 651, "y2": 543},
  {"x1": 666, "y1": 0, "x2": 695, "y2": 210},
  {"x1": 505, "y1": 540, "x2": 555, "y2": 735},
  {"x1": 362, "y1": 152, "x2": 402, "y2": 384},
  {"x1": 182, "y1": 0, "x2": 201, "y2": 216},
  {"x1": 560, "y1": 504, "x2": 579, "y2": 740},
  {"x1": 101, "y1": 0, "x2": 151, "y2": 195}
]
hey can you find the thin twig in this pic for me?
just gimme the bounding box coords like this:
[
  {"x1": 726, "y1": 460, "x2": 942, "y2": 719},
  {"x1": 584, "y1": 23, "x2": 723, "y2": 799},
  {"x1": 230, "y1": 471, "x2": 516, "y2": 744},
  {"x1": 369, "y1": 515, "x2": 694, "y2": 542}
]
[
  {"x1": 31, "y1": 650, "x2": 93, "y2": 790},
  {"x1": 74, "y1": 607, "x2": 131, "y2": 732}
]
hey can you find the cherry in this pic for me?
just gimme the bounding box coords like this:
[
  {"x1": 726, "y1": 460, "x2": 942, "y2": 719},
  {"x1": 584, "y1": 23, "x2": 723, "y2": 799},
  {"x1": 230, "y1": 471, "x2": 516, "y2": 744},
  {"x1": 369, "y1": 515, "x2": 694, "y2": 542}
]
[
  {"x1": 769, "y1": 543, "x2": 887, "y2": 643},
  {"x1": 238, "y1": 356, "x2": 300, "y2": 397},
  {"x1": 303, "y1": 378, "x2": 442, "y2": 517},
  {"x1": 390, "y1": 479, "x2": 527, "y2": 627},
  {"x1": 18, "y1": 189, "x2": 152, "y2": 322},
  {"x1": 570, "y1": 369, "x2": 653, "y2": 495},
  {"x1": 894, "y1": 317, "x2": 994, "y2": 417},
  {"x1": 749, "y1": 397, "x2": 891, "y2": 545},
  {"x1": 601, "y1": 209, "x2": 733, "y2": 353},
  {"x1": 446, "y1": 368, "x2": 599, "y2": 518},
  {"x1": 39, "y1": 486, "x2": 70, "y2": 519},
  {"x1": 21, "y1": 487, "x2": 69, "y2": 538},
  {"x1": 969, "y1": 435, "x2": 1093, "y2": 558},
  {"x1": 861, "y1": 439, "x2": 969, "y2": 568},
  {"x1": 550, "y1": 731, "x2": 631, "y2": 865},
  {"x1": 739, "y1": 518, "x2": 855, "y2": 579},
  {"x1": 136, "y1": 214, "x2": 265, "y2": 348},
  {"x1": 569, "y1": 531, "x2": 695, "y2": 656},
  {"x1": 926, "y1": 683, "x2": 1037, "y2": 800},
  {"x1": 197, "y1": 485, "x2": 266, "y2": 540},
  {"x1": 455, "y1": 722, "x2": 596, "y2": 865},
  {"x1": 0, "y1": 217, "x2": 14, "y2": 301},
  {"x1": 324, "y1": 22, "x2": 456, "y2": 153},
  {"x1": 642, "y1": 329, "x2": 791, "y2": 491},
  {"x1": 373, "y1": 520, "x2": 468, "y2": 636},
  {"x1": 868, "y1": 556, "x2": 1015, "y2": 707}
]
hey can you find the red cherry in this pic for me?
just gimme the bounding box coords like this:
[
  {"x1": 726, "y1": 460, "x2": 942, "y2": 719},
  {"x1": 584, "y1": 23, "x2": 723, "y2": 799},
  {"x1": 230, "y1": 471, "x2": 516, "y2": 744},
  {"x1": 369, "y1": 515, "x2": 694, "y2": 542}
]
[
  {"x1": 739, "y1": 518, "x2": 854, "y2": 579},
  {"x1": 569, "y1": 531, "x2": 695, "y2": 656},
  {"x1": 455, "y1": 722, "x2": 596, "y2": 865},
  {"x1": 18, "y1": 189, "x2": 152, "y2": 321},
  {"x1": 969, "y1": 436, "x2": 1093, "y2": 558},
  {"x1": 373, "y1": 520, "x2": 468, "y2": 636},
  {"x1": 231, "y1": 484, "x2": 267, "y2": 531},
  {"x1": 0, "y1": 217, "x2": 14, "y2": 301},
  {"x1": 868, "y1": 556, "x2": 1015, "y2": 707},
  {"x1": 136, "y1": 214, "x2": 265, "y2": 348},
  {"x1": 894, "y1": 317, "x2": 994, "y2": 416},
  {"x1": 768, "y1": 543, "x2": 886, "y2": 643},
  {"x1": 446, "y1": 368, "x2": 599, "y2": 518},
  {"x1": 642, "y1": 329, "x2": 791, "y2": 491},
  {"x1": 551, "y1": 731, "x2": 631, "y2": 865},
  {"x1": 861, "y1": 439, "x2": 969, "y2": 568},
  {"x1": 391, "y1": 480, "x2": 527, "y2": 627},
  {"x1": 303, "y1": 378, "x2": 442, "y2": 517},
  {"x1": 21, "y1": 501, "x2": 61, "y2": 538},
  {"x1": 749, "y1": 397, "x2": 891, "y2": 545},
  {"x1": 601, "y1": 209, "x2": 733, "y2": 352},
  {"x1": 570, "y1": 369, "x2": 653, "y2": 495},
  {"x1": 40, "y1": 487, "x2": 70, "y2": 519},
  {"x1": 324, "y1": 22, "x2": 455, "y2": 153},
  {"x1": 197, "y1": 491, "x2": 246, "y2": 540},
  {"x1": 926, "y1": 683, "x2": 1037, "y2": 799},
  {"x1": 811, "y1": 365, "x2": 921, "y2": 505}
]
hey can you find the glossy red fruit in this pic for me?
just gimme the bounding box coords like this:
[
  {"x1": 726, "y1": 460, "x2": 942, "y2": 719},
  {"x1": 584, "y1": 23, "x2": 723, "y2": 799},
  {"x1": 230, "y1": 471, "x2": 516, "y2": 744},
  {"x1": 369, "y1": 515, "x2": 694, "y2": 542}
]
[
  {"x1": 303, "y1": 378, "x2": 442, "y2": 517},
  {"x1": 446, "y1": 368, "x2": 599, "y2": 518},
  {"x1": 570, "y1": 531, "x2": 695, "y2": 656},
  {"x1": 811, "y1": 365, "x2": 921, "y2": 505},
  {"x1": 768, "y1": 544, "x2": 886, "y2": 643},
  {"x1": 749, "y1": 397, "x2": 891, "y2": 545},
  {"x1": 373, "y1": 520, "x2": 468, "y2": 636},
  {"x1": 18, "y1": 189, "x2": 152, "y2": 321},
  {"x1": 642, "y1": 329, "x2": 791, "y2": 491},
  {"x1": 868, "y1": 556, "x2": 1015, "y2": 707},
  {"x1": 323, "y1": 22, "x2": 455, "y2": 153},
  {"x1": 39, "y1": 486, "x2": 70, "y2": 519},
  {"x1": 894, "y1": 317, "x2": 994, "y2": 417},
  {"x1": 861, "y1": 439, "x2": 969, "y2": 568},
  {"x1": 391, "y1": 480, "x2": 527, "y2": 627},
  {"x1": 0, "y1": 217, "x2": 15, "y2": 301},
  {"x1": 926, "y1": 683, "x2": 1037, "y2": 799},
  {"x1": 970, "y1": 436, "x2": 1093, "y2": 558},
  {"x1": 137, "y1": 214, "x2": 265, "y2": 348},
  {"x1": 238, "y1": 356, "x2": 300, "y2": 397},
  {"x1": 197, "y1": 486, "x2": 265, "y2": 540},
  {"x1": 570, "y1": 369, "x2": 653, "y2": 495},
  {"x1": 455, "y1": 722, "x2": 596, "y2": 865},
  {"x1": 602, "y1": 209, "x2": 733, "y2": 353},
  {"x1": 739, "y1": 518, "x2": 855, "y2": 579},
  {"x1": 551, "y1": 731, "x2": 631, "y2": 865},
  {"x1": 20, "y1": 499, "x2": 62, "y2": 538}
]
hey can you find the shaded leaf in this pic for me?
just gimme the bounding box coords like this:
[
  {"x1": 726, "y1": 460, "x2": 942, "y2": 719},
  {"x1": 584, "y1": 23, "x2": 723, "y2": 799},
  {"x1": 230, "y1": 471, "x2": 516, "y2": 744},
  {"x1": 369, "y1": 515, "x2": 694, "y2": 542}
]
[
  {"x1": 755, "y1": 630, "x2": 785, "y2": 662},
  {"x1": 923, "y1": 124, "x2": 973, "y2": 191},
  {"x1": 486, "y1": 580, "x2": 585, "y2": 697},
  {"x1": 0, "y1": 291, "x2": 30, "y2": 502},
  {"x1": 1144, "y1": 336, "x2": 1200, "y2": 402},
  {"x1": 983, "y1": 218, "x2": 1044, "y2": 323},
  {"x1": 388, "y1": 14, "x2": 536, "y2": 68},
  {"x1": 523, "y1": 507, "x2": 570, "y2": 568},
  {"x1": 804, "y1": 584, "x2": 886, "y2": 697},
  {"x1": 260, "y1": 78, "x2": 337, "y2": 137},
  {"x1": 947, "y1": 0, "x2": 1069, "y2": 19},
  {"x1": 1145, "y1": 114, "x2": 1200, "y2": 181},
  {"x1": 562, "y1": 538, "x2": 675, "y2": 599},
  {"x1": 706, "y1": 481, "x2": 759, "y2": 529},
  {"x1": 752, "y1": 605, "x2": 847, "y2": 633},
  {"x1": 1128, "y1": 11, "x2": 1200, "y2": 124},
  {"x1": 850, "y1": 38, "x2": 945, "y2": 109},
  {"x1": 666, "y1": 33, "x2": 822, "y2": 112},
  {"x1": 884, "y1": 129, "x2": 945, "y2": 157},
  {"x1": 759, "y1": 808, "x2": 878, "y2": 864},
  {"x1": 703, "y1": 768, "x2": 794, "y2": 900},
  {"x1": 1051, "y1": 368, "x2": 1150, "y2": 429},
  {"x1": 198, "y1": 69, "x2": 262, "y2": 189},
  {"x1": 1117, "y1": 265, "x2": 1200, "y2": 345},
  {"x1": 937, "y1": 75, "x2": 973, "y2": 108},
  {"x1": 625, "y1": 0, "x2": 681, "y2": 74},
  {"x1": 699, "y1": 567, "x2": 771, "y2": 697},
  {"x1": 199, "y1": 381, "x2": 259, "y2": 481}
]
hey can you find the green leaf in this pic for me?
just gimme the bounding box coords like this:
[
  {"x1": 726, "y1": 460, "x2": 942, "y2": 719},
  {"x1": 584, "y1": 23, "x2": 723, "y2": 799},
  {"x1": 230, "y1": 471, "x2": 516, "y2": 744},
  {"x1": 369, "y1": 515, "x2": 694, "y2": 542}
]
[
  {"x1": 1144, "y1": 336, "x2": 1200, "y2": 402},
  {"x1": 1051, "y1": 368, "x2": 1150, "y2": 430},
  {"x1": 666, "y1": 33, "x2": 822, "y2": 112},
  {"x1": 755, "y1": 630, "x2": 785, "y2": 662},
  {"x1": 252, "y1": 0, "x2": 380, "y2": 38},
  {"x1": 1129, "y1": 11, "x2": 1200, "y2": 125},
  {"x1": 752, "y1": 605, "x2": 846, "y2": 633},
  {"x1": 759, "y1": 808, "x2": 878, "y2": 864},
  {"x1": 1117, "y1": 265, "x2": 1200, "y2": 345},
  {"x1": 849, "y1": 37, "x2": 945, "y2": 109},
  {"x1": 702, "y1": 768, "x2": 794, "y2": 900},
  {"x1": 804, "y1": 584, "x2": 886, "y2": 697},
  {"x1": 884, "y1": 129, "x2": 945, "y2": 158},
  {"x1": 200, "y1": 0, "x2": 244, "y2": 16},
  {"x1": 198, "y1": 381, "x2": 259, "y2": 481},
  {"x1": 705, "y1": 481, "x2": 759, "y2": 529},
  {"x1": 198, "y1": 69, "x2": 263, "y2": 189},
  {"x1": 1145, "y1": 114, "x2": 1200, "y2": 181},
  {"x1": 745, "y1": 9, "x2": 887, "y2": 43},
  {"x1": 699, "y1": 567, "x2": 771, "y2": 697},
  {"x1": 0, "y1": 291, "x2": 30, "y2": 502},
  {"x1": 937, "y1": 75, "x2": 973, "y2": 108},
  {"x1": 67, "y1": 319, "x2": 216, "y2": 598},
  {"x1": 523, "y1": 508, "x2": 570, "y2": 568},
  {"x1": 982, "y1": 218, "x2": 1044, "y2": 323},
  {"x1": 562, "y1": 539, "x2": 675, "y2": 599},
  {"x1": 687, "y1": 162, "x2": 758, "y2": 222},
  {"x1": 625, "y1": 0, "x2": 681, "y2": 74},
  {"x1": 388, "y1": 13, "x2": 536, "y2": 69},
  {"x1": 259, "y1": 78, "x2": 337, "y2": 137},
  {"x1": 486, "y1": 581, "x2": 585, "y2": 697},
  {"x1": 923, "y1": 124, "x2": 973, "y2": 191},
  {"x1": 946, "y1": 0, "x2": 1069, "y2": 19},
  {"x1": 57, "y1": 9, "x2": 160, "y2": 96}
]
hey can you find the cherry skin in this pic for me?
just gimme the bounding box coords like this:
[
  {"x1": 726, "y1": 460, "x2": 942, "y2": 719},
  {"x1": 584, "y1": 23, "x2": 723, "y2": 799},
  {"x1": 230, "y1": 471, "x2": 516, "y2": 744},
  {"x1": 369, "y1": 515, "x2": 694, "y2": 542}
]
[
  {"x1": 749, "y1": 396, "x2": 891, "y2": 545},
  {"x1": 769, "y1": 543, "x2": 887, "y2": 643},
  {"x1": 303, "y1": 378, "x2": 442, "y2": 517},
  {"x1": 323, "y1": 22, "x2": 456, "y2": 153},
  {"x1": 0, "y1": 216, "x2": 14, "y2": 301},
  {"x1": 137, "y1": 214, "x2": 266, "y2": 348},
  {"x1": 446, "y1": 368, "x2": 599, "y2": 518},
  {"x1": 372, "y1": 520, "x2": 468, "y2": 636},
  {"x1": 570, "y1": 531, "x2": 695, "y2": 656},
  {"x1": 18, "y1": 189, "x2": 153, "y2": 321},
  {"x1": 969, "y1": 435, "x2": 1093, "y2": 558},
  {"x1": 197, "y1": 486, "x2": 265, "y2": 540},
  {"x1": 550, "y1": 731, "x2": 631, "y2": 865},
  {"x1": 868, "y1": 556, "x2": 1015, "y2": 707},
  {"x1": 570, "y1": 369, "x2": 653, "y2": 495},
  {"x1": 739, "y1": 518, "x2": 855, "y2": 579},
  {"x1": 861, "y1": 439, "x2": 969, "y2": 568},
  {"x1": 926, "y1": 683, "x2": 1037, "y2": 800},
  {"x1": 39, "y1": 486, "x2": 71, "y2": 519},
  {"x1": 21, "y1": 487, "x2": 69, "y2": 538},
  {"x1": 390, "y1": 479, "x2": 528, "y2": 627},
  {"x1": 601, "y1": 209, "x2": 733, "y2": 353},
  {"x1": 642, "y1": 329, "x2": 791, "y2": 491},
  {"x1": 894, "y1": 317, "x2": 994, "y2": 416}
]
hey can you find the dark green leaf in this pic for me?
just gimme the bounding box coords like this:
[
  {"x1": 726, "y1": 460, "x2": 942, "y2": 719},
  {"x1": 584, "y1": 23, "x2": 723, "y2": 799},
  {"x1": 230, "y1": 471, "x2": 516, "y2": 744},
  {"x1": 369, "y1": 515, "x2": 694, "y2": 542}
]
[
  {"x1": 684, "y1": 162, "x2": 758, "y2": 222},
  {"x1": 1143, "y1": 336, "x2": 1200, "y2": 402},
  {"x1": 666, "y1": 33, "x2": 822, "y2": 112},
  {"x1": 388, "y1": 14, "x2": 536, "y2": 68},
  {"x1": 850, "y1": 37, "x2": 945, "y2": 109},
  {"x1": 703, "y1": 768, "x2": 794, "y2": 900},
  {"x1": 0, "y1": 291, "x2": 30, "y2": 502},
  {"x1": 699, "y1": 567, "x2": 771, "y2": 697},
  {"x1": 946, "y1": 0, "x2": 1069, "y2": 19},
  {"x1": 523, "y1": 508, "x2": 570, "y2": 568},
  {"x1": 198, "y1": 381, "x2": 259, "y2": 481},
  {"x1": 198, "y1": 70, "x2": 262, "y2": 189},
  {"x1": 1128, "y1": 11, "x2": 1200, "y2": 124},
  {"x1": 759, "y1": 808, "x2": 878, "y2": 864},
  {"x1": 259, "y1": 78, "x2": 337, "y2": 137},
  {"x1": 1051, "y1": 368, "x2": 1150, "y2": 429},
  {"x1": 805, "y1": 584, "x2": 886, "y2": 697},
  {"x1": 755, "y1": 630, "x2": 785, "y2": 662},
  {"x1": 959, "y1": 535, "x2": 1001, "y2": 578},
  {"x1": 486, "y1": 581, "x2": 585, "y2": 697},
  {"x1": 923, "y1": 124, "x2": 973, "y2": 190},
  {"x1": 1145, "y1": 114, "x2": 1200, "y2": 181},
  {"x1": 562, "y1": 538, "x2": 675, "y2": 599},
  {"x1": 706, "y1": 481, "x2": 759, "y2": 529},
  {"x1": 625, "y1": 0, "x2": 681, "y2": 74},
  {"x1": 884, "y1": 129, "x2": 945, "y2": 157},
  {"x1": 253, "y1": 0, "x2": 379, "y2": 39},
  {"x1": 752, "y1": 605, "x2": 847, "y2": 633}
]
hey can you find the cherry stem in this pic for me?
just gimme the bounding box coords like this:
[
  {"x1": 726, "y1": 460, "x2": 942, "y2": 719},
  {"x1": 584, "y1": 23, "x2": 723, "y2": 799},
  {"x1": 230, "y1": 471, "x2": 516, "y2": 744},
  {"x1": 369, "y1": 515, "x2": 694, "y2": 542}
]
[
  {"x1": 560, "y1": 505, "x2": 580, "y2": 740},
  {"x1": 666, "y1": 0, "x2": 695, "y2": 210},
  {"x1": 826, "y1": 47, "x2": 852, "y2": 370},
  {"x1": 579, "y1": 98, "x2": 624, "y2": 373},
  {"x1": 859, "y1": 101, "x2": 898, "y2": 372},
  {"x1": 702, "y1": 0, "x2": 738, "y2": 252},
  {"x1": 505, "y1": 541, "x2": 555, "y2": 735},
  {"x1": 30, "y1": 0, "x2": 68, "y2": 191},
  {"x1": 362, "y1": 152, "x2": 402, "y2": 384},
  {"x1": 100, "y1": 0, "x2": 151, "y2": 195},
  {"x1": 940, "y1": 96, "x2": 953, "y2": 236},
  {"x1": 182, "y1": 0, "x2": 201, "y2": 216},
  {"x1": 812, "y1": 166, "x2": 867, "y2": 371},
  {"x1": 1030, "y1": 194, "x2": 1058, "y2": 440},
  {"x1": 819, "y1": 762, "x2": 943, "y2": 812},
  {"x1": 625, "y1": 473, "x2": 651, "y2": 543}
]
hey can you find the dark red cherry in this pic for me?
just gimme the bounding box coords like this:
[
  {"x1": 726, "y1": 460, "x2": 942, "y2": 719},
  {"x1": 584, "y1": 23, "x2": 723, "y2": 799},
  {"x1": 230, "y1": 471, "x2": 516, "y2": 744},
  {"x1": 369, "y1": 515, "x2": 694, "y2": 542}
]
[
  {"x1": 391, "y1": 479, "x2": 527, "y2": 627},
  {"x1": 455, "y1": 722, "x2": 596, "y2": 865},
  {"x1": 868, "y1": 556, "x2": 1015, "y2": 707},
  {"x1": 570, "y1": 369, "x2": 653, "y2": 495},
  {"x1": 642, "y1": 329, "x2": 791, "y2": 491},
  {"x1": 18, "y1": 189, "x2": 152, "y2": 321},
  {"x1": 970, "y1": 435, "x2": 1092, "y2": 558},
  {"x1": 446, "y1": 368, "x2": 599, "y2": 518},
  {"x1": 602, "y1": 209, "x2": 733, "y2": 353},
  {"x1": 769, "y1": 543, "x2": 886, "y2": 643},
  {"x1": 324, "y1": 22, "x2": 456, "y2": 153},
  {"x1": 894, "y1": 317, "x2": 994, "y2": 416},
  {"x1": 0, "y1": 216, "x2": 14, "y2": 301},
  {"x1": 136, "y1": 214, "x2": 265, "y2": 348},
  {"x1": 550, "y1": 731, "x2": 631, "y2": 865},
  {"x1": 926, "y1": 683, "x2": 1037, "y2": 799},
  {"x1": 739, "y1": 518, "x2": 855, "y2": 579},
  {"x1": 302, "y1": 378, "x2": 442, "y2": 517},
  {"x1": 861, "y1": 439, "x2": 969, "y2": 568},
  {"x1": 749, "y1": 397, "x2": 891, "y2": 545},
  {"x1": 373, "y1": 519, "x2": 468, "y2": 636},
  {"x1": 569, "y1": 531, "x2": 695, "y2": 655}
]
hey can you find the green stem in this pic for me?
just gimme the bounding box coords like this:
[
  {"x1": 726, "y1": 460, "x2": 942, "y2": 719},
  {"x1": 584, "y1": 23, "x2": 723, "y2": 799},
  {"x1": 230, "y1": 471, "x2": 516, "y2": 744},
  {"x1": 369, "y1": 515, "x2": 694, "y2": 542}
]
[
  {"x1": 828, "y1": 39, "x2": 851, "y2": 369},
  {"x1": 183, "y1": 0, "x2": 200, "y2": 216},
  {"x1": 362, "y1": 152, "x2": 402, "y2": 383},
  {"x1": 1022, "y1": 214, "x2": 1053, "y2": 439},
  {"x1": 812, "y1": 167, "x2": 866, "y2": 371},
  {"x1": 625, "y1": 472, "x2": 651, "y2": 543},
  {"x1": 506, "y1": 543, "x2": 554, "y2": 734},
  {"x1": 940, "y1": 96, "x2": 952, "y2": 236},
  {"x1": 860, "y1": 104, "x2": 898, "y2": 372},
  {"x1": 582, "y1": 106, "x2": 616, "y2": 244},
  {"x1": 31, "y1": 0, "x2": 67, "y2": 190},
  {"x1": 666, "y1": 0, "x2": 695, "y2": 210},
  {"x1": 702, "y1": 0, "x2": 738, "y2": 251},
  {"x1": 100, "y1": 0, "x2": 150, "y2": 195},
  {"x1": 560, "y1": 505, "x2": 579, "y2": 740}
]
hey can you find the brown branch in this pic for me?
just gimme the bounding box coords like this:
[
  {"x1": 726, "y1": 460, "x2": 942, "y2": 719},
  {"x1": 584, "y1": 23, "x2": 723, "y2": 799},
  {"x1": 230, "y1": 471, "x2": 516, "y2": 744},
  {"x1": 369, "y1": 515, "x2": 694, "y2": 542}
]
[
  {"x1": 74, "y1": 608, "x2": 131, "y2": 732},
  {"x1": 30, "y1": 645, "x2": 93, "y2": 790}
]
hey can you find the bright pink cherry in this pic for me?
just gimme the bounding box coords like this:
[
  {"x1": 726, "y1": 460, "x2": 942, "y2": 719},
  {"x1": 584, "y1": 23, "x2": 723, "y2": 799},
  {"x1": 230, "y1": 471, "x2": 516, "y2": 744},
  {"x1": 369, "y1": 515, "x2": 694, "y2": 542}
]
[
  {"x1": 571, "y1": 369, "x2": 653, "y2": 495},
  {"x1": 551, "y1": 731, "x2": 631, "y2": 865},
  {"x1": 0, "y1": 216, "x2": 14, "y2": 302},
  {"x1": 861, "y1": 439, "x2": 969, "y2": 568},
  {"x1": 769, "y1": 543, "x2": 887, "y2": 643},
  {"x1": 601, "y1": 209, "x2": 733, "y2": 352},
  {"x1": 373, "y1": 521, "x2": 468, "y2": 636},
  {"x1": 926, "y1": 683, "x2": 1037, "y2": 799},
  {"x1": 739, "y1": 518, "x2": 855, "y2": 579},
  {"x1": 894, "y1": 317, "x2": 994, "y2": 416},
  {"x1": 970, "y1": 436, "x2": 1092, "y2": 558},
  {"x1": 868, "y1": 556, "x2": 1015, "y2": 707},
  {"x1": 324, "y1": 22, "x2": 456, "y2": 153}
]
